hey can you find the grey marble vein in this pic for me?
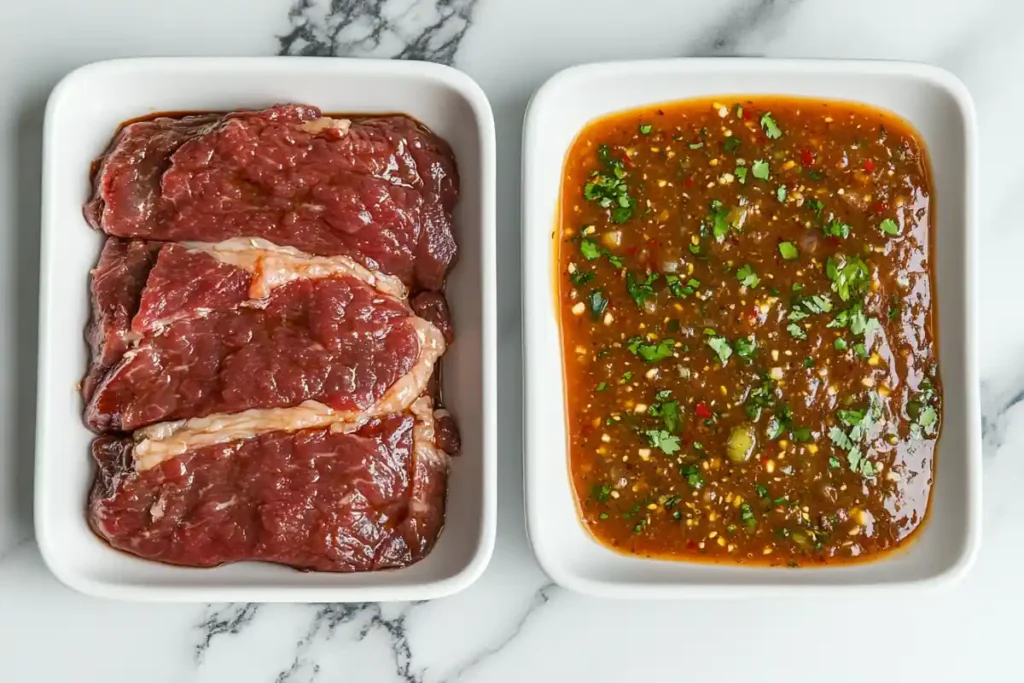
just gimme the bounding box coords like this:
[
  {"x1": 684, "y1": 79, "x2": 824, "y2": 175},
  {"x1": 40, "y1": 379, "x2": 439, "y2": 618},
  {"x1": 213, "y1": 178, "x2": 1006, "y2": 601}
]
[
  {"x1": 271, "y1": 602, "x2": 425, "y2": 683},
  {"x1": 278, "y1": 0, "x2": 480, "y2": 65},
  {"x1": 686, "y1": 0, "x2": 804, "y2": 56},
  {"x1": 194, "y1": 603, "x2": 262, "y2": 663},
  {"x1": 440, "y1": 583, "x2": 558, "y2": 683}
]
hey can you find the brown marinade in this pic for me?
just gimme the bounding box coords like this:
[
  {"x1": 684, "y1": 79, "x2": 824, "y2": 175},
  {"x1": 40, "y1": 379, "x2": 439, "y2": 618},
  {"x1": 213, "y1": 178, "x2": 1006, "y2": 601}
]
[{"x1": 557, "y1": 97, "x2": 941, "y2": 567}]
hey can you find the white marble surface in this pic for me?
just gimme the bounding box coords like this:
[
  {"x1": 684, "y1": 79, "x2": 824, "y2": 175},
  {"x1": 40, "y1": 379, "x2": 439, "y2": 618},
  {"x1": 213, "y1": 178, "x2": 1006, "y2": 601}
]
[{"x1": 1, "y1": 0, "x2": 1023, "y2": 680}]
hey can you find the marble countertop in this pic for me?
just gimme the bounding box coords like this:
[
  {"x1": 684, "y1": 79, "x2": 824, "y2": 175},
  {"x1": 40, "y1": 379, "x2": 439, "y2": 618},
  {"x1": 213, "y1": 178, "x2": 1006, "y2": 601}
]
[{"x1": 1, "y1": 0, "x2": 1022, "y2": 680}]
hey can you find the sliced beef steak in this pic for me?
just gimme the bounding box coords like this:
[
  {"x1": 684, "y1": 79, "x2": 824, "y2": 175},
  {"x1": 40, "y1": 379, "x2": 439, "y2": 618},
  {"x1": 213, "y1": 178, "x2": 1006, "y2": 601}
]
[
  {"x1": 89, "y1": 397, "x2": 449, "y2": 572},
  {"x1": 85, "y1": 105, "x2": 458, "y2": 290},
  {"x1": 87, "y1": 241, "x2": 445, "y2": 432},
  {"x1": 83, "y1": 237, "x2": 159, "y2": 402}
]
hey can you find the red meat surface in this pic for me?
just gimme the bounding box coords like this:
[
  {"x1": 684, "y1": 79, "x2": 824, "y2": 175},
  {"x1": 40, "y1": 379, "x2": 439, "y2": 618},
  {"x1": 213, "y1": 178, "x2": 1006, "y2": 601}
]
[
  {"x1": 88, "y1": 401, "x2": 449, "y2": 571},
  {"x1": 86, "y1": 244, "x2": 436, "y2": 432},
  {"x1": 85, "y1": 105, "x2": 459, "y2": 290},
  {"x1": 82, "y1": 237, "x2": 159, "y2": 402}
]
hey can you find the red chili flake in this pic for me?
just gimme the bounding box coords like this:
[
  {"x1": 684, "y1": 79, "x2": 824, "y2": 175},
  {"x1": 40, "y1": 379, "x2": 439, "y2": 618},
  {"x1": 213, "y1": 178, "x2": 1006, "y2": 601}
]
[
  {"x1": 686, "y1": 540, "x2": 698, "y2": 550},
  {"x1": 621, "y1": 154, "x2": 634, "y2": 168},
  {"x1": 647, "y1": 238, "x2": 659, "y2": 248},
  {"x1": 684, "y1": 176, "x2": 695, "y2": 188},
  {"x1": 872, "y1": 200, "x2": 888, "y2": 213},
  {"x1": 863, "y1": 158, "x2": 875, "y2": 172},
  {"x1": 695, "y1": 401, "x2": 713, "y2": 419},
  {"x1": 743, "y1": 110, "x2": 753, "y2": 121},
  {"x1": 799, "y1": 148, "x2": 815, "y2": 167}
]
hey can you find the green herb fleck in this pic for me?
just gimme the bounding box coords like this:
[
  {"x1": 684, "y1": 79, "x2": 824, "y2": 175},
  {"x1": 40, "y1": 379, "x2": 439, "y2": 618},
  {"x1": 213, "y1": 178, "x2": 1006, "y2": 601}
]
[
  {"x1": 778, "y1": 242, "x2": 799, "y2": 260},
  {"x1": 569, "y1": 269, "x2": 594, "y2": 286},
  {"x1": 724, "y1": 136, "x2": 741, "y2": 153},
  {"x1": 736, "y1": 264, "x2": 760, "y2": 288},
  {"x1": 646, "y1": 429, "x2": 681, "y2": 455},
  {"x1": 706, "y1": 336, "x2": 733, "y2": 364},
  {"x1": 823, "y1": 218, "x2": 852, "y2": 239},
  {"x1": 681, "y1": 464, "x2": 704, "y2": 488},
  {"x1": 786, "y1": 323, "x2": 807, "y2": 340},
  {"x1": 752, "y1": 159, "x2": 770, "y2": 180},
  {"x1": 639, "y1": 123, "x2": 653, "y2": 135},
  {"x1": 776, "y1": 186, "x2": 787, "y2": 202},
  {"x1": 579, "y1": 238, "x2": 601, "y2": 260},
  {"x1": 880, "y1": 218, "x2": 900, "y2": 236},
  {"x1": 760, "y1": 112, "x2": 783, "y2": 139},
  {"x1": 626, "y1": 336, "x2": 675, "y2": 362},
  {"x1": 587, "y1": 290, "x2": 608, "y2": 319},
  {"x1": 625, "y1": 271, "x2": 659, "y2": 308}
]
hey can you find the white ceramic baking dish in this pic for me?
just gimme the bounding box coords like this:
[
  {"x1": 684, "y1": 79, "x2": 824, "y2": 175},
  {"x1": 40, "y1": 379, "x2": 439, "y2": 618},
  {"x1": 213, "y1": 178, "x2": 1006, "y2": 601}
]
[
  {"x1": 36, "y1": 57, "x2": 496, "y2": 602},
  {"x1": 522, "y1": 58, "x2": 981, "y2": 598}
]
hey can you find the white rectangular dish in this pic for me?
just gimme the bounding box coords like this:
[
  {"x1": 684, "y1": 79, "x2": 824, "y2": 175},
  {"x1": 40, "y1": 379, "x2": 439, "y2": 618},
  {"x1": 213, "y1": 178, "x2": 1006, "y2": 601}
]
[
  {"x1": 522, "y1": 58, "x2": 981, "y2": 598},
  {"x1": 37, "y1": 57, "x2": 497, "y2": 602}
]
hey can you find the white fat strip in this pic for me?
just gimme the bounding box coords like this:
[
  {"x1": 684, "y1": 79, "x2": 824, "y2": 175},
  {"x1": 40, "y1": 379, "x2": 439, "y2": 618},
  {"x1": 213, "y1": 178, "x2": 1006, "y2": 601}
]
[
  {"x1": 299, "y1": 117, "x2": 352, "y2": 135},
  {"x1": 181, "y1": 237, "x2": 407, "y2": 301},
  {"x1": 132, "y1": 317, "x2": 446, "y2": 471},
  {"x1": 408, "y1": 395, "x2": 449, "y2": 516}
]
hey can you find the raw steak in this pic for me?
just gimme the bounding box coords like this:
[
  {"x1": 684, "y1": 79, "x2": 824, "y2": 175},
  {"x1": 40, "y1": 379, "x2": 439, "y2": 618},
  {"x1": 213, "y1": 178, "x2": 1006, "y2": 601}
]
[
  {"x1": 82, "y1": 237, "x2": 159, "y2": 402},
  {"x1": 88, "y1": 397, "x2": 449, "y2": 571},
  {"x1": 84, "y1": 105, "x2": 459, "y2": 290},
  {"x1": 87, "y1": 240, "x2": 445, "y2": 432}
]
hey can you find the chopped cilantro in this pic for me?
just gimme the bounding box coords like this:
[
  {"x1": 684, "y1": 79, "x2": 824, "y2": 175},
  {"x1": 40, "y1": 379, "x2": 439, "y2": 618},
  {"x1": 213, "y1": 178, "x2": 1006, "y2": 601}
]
[
  {"x1": 606, "y1": 253, "x2": 624, "y2": 269},
  {"x1": 826, "y1": 255, "x2": 870, "y2": 302},
  {"x1": 806, "y1": 198, "x2": 824, "y2": 217},
  {"x1": 735, "y1": 104, "x2": 744, "y2": 118},
  {"x1": 579, "y1": 238, "x2": 602, "y2": 260},
  {"x1": 834, "y1": 338, "x2": 848, "y2": 351},
  {"x1": 880, "y1": 218, "x2": 900, "y2": 236},
  {"x1": 760, "y1": 112, "x2": 783, "y2": 139},
  {"x1": 591, "y1": 484, "x2": 611, "y2": 502},
  {"x1": 853, "y1": 342, "x2": 868, "y2": 359},
  {"x1": 735, "y1": 165, "x2": 748, "y2": 184},
  {"x1": 723, "y1": 135, "x2": 741, "y2": 153},
  {"x1": 583, "y1": 146, "x2": 634, "y2": 223},
  {"x1": 778, "y1": 241, "x2": 799, "y2": 260},
  {"x1": 639, "y1": 123, "x2": 653, "y2": 135},
  {"x1": 626, "y1": 336, "x2": 675, "y2": 362},
  {"x1": 739, "y1": 502, "x2": 757, "y2": 529},
  {"x1": 689, "y1": 141, "x2": 704, "y2": 149},
  {"x1": 786, "y1": 323, "x2": 807, "y2": 340},
  {"x1": 755, "y1": 484, "x2": 769, "y2": 499},
  {"x1": 619, "y1": 371, "x2": 632, "y2": 384},
  {"x1": 751, "y1": 159, "x2": 770, "y2": 180},
  {"x1": 633, "y1": 521, "x2": 646, "y2": 534},
  {"x1": 646, "y1": 429, "x2": 681, "y2": 455},
  {"x1": 569, "y1": 269, "x2": 594, "y2": 286},
  {"x1": 587, "y1": 290, "x2": 607, "y2": 319},
  {"x1": 828, "y1": 456, "x2": 841, "y2": 469},
  {"x1": 736, "y1": 264, "x2": 760, "y2": 288},
  {"x1": 625, "y1": 271, "x2": 659, "y2": 308},
  {"x1": 823, "y1": 219, "x2": 852, "y2": 239},
  {"x1": 708, "y1": 200, "x2": 732, "y2": 242},
  {"x1": 803, "y1": 357, "x2": 815, "y2": 368},
  {"x1": 706, "y1": 336, "x2": 733, "y2": 364},
  {"x1": 776, "y1": 186, "x2": 787, "y2": 202},
  {"x1": 734, "y1": 336, "x2": 757, "y2": 358},
  {"x1": 680, "y1": 464, "x2": 704, "y2": 488},
  {"x1": 790, "y1": 427, "x2": 813, "y2": 442},
  {"x1": 596, "y1": 382, "x2": 607, "y2": 392}
]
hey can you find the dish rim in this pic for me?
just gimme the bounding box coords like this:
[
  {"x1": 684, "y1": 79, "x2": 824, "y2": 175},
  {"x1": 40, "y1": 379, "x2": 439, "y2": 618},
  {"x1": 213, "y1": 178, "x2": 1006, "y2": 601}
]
[{"x1": 522, "y1": 57, "x2": 982, "y2": 598}]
